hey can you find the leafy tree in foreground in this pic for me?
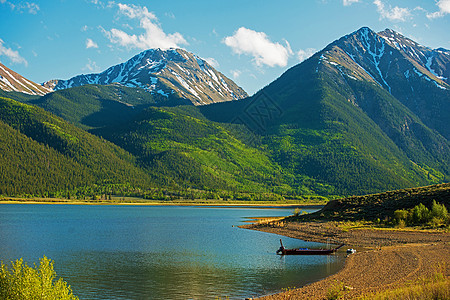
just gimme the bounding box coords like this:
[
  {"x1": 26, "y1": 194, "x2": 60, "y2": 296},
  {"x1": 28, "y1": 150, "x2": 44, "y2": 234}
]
[{"x1": 0, "y1": 256, "x2": 78, "y2": 300}]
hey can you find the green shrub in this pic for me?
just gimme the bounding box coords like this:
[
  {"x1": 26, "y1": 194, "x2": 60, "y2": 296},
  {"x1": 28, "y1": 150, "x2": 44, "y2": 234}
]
[
  {"x1": 293, "y1": 208, "x2": 308, "y2": 216},
  {"x1": 428, "y1": 217, "x2": 445, "y2": 228},
  {"x1": 396, "y1": 219, "x2": 406, "y2": 228},
  {"x1": 392, "y1": 201, "x2": 449, "y2": 228},
  {"x1": 0, "y1": 256, "x2": 78, "y2": 300},
  {"x1": 393, "y1": 209, "x2": 408, "y2": 224},
  {"x1": 326, "y1": 280, "x2": 347, "y2": 300},
  {"x1": 428, "y1": 201, "x2": 449, "y2": 228},
  {"x1": 410, "y1": 203, "x2": 431, "y2": 225},
  {"x1": 431, "y1": 200, "x2": 448, "y2": 220}
]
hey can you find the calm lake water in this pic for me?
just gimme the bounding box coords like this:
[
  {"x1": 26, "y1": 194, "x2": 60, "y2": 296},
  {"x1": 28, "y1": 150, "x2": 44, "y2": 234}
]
[{"x1": 0, "y1": 204, "x2": 344, "y2": 299}]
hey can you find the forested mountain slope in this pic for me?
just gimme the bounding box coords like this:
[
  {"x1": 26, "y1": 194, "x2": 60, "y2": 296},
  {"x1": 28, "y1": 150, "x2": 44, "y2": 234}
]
[
  {"x1": 0, "y1": 96, "x2": 153, "y2": 196},
  {"x1": 201, "y1": 27, "x2": 449, "y2": 195}
]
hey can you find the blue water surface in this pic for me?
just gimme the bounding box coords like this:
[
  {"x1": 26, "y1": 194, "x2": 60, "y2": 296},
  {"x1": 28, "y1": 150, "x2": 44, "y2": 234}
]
[{"x1": 0, "y1": 204, "x2": 343, "y2": 299}]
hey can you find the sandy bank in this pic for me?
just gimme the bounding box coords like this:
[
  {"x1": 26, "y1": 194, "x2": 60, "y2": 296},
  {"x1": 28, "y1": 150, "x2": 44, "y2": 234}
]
[
  {"x1": 0, "y1": 198, "x2": 322, "y2": 208},
  {"x1": 242, "y1": 222, "x2": 450, "y2": 299}
]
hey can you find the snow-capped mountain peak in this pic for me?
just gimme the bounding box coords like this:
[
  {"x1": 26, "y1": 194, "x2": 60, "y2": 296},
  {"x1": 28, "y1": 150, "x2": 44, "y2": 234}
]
[
  {"x1": 309, "y1": 26, "x2": 450, "y2": 140},
  {"x1": 332, "y1": 26, "x2": 393, "y2": 92},
  {"x1": 43, "y1": 48, "x2": 248, "y2": 105},
  {"x1": 320, "y1": 27, "x2": 450, "y2": 94},
  {"x1": 0, "y1": 63, "x2": 51, "y2": 96},
  {"x1": 378, "y1": 29, "x2": 450, "y2": 84}
]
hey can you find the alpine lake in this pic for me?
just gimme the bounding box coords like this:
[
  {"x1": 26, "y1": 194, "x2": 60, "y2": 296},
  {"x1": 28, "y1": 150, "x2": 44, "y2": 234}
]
[{"x1": 0, "y1": 204, "x2": 345, "y2": 299}]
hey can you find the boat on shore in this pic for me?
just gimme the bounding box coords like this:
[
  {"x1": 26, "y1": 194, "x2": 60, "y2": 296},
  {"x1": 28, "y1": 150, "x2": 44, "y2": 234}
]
[{"x1": 276, "y1": 239, "x2": 344, "y2": 255}]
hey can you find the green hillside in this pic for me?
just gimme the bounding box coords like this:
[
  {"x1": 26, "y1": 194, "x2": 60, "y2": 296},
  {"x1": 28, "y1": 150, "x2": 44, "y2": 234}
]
[
  {"x1": 301, "y1": 183, "x2": 450, "y2": 222},
  {"x1": 201, "y1": 52, "x2": 446, "y2": 195},
  {"x1": 264, "y1": 75, "x2": 430, "y2": 194},
  {"x1": 0, "y1": 96, "x2": 153, "y2": 197},
  {"x1": 0, "y1": 89, "x2": 40, "y2": 103},
  {"x1": 20, "y1": 84, "x2": 192, "y2": 130},
  {"x1": 3, "y1": 60, "x2": 445, "y2": 198},
  {"x1": 93, "y1": 105, "x2": 293, "y2": 197},
  {"x1": 27, "y1": 84, "x2": 157, "y2": 130}
]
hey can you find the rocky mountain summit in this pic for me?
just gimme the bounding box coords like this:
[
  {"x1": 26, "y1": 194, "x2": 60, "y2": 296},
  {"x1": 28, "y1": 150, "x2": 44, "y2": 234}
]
[
  {"x1": 0, "y1": 62, "x2": 51, "y2": 96},
  {"x1": 43, "y1": 48, "x2": 248, "y2": 105}
]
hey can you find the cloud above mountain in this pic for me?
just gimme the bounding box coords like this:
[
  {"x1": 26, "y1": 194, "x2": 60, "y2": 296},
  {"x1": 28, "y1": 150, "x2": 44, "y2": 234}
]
[
  {"x1": 223, "y1": 27, "x2": 292, "y2": 68},
  {"x1": 103, "y1": 3, "x2": 187, "y2": 50},
  {"x1": 86, "y1": 38, "x2": 98, "y2": 49},
  {"x1": 343, "y1": 0, "x2": 359, "y2": 6},
  {"x1": 0, "y1": 0, "x2": 39, "y2": 14},
  {"x1": 427, "y1": 0, "x2": 450, "y2": 18},
  {"x1": 297, "y1": 48, "x2": 316, "y2": 62},
  {"x1": 373, "y1": 0, "x2": 411, "y2": 22},
  {"x1": 0, "y1": 39, "x2": 28, "y2": 66}
]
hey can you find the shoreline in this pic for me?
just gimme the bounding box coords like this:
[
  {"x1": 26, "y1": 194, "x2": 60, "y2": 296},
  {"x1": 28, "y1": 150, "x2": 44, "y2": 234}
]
[
  {"x1": 243, "y1": 221, "x2": 450, "y2": 299},
  {"x1": 0, "y1": 198, "x2": 324, "y2": 208}
]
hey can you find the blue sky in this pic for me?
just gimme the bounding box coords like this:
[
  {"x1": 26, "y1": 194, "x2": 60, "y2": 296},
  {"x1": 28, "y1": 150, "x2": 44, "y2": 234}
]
[{"x1": 1, "y1": 0, "x2": 449, "y2": 95}]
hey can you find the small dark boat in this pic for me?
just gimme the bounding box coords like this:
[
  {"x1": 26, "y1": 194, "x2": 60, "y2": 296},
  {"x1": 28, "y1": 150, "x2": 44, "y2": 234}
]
[{"x1": 276, "y1": 239, "x2": 344, "y2": 255}]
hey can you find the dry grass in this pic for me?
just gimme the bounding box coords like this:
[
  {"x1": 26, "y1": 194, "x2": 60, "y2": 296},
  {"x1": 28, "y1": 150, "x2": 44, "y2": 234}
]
[
  {"x1": 362, "y1": 279, "x2": 449, "y2": 300},
  {"x1": 360, "y1": 268, "x2": 449, "y2": 300}
]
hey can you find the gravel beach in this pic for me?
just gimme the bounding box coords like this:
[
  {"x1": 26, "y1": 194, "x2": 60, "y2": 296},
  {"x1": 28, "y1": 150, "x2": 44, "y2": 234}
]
[{"x1": 242, "y1": 222, "x2": 450, "y2": 299}]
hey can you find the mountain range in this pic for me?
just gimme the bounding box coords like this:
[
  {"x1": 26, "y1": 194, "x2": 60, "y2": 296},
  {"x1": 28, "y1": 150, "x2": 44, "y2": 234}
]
[
  {"x1": 0, "y1": 27, "x2": 449, "y2": 200},
  {"x1": 43, "y1": 48, "x2": 247, "y2": 106}
]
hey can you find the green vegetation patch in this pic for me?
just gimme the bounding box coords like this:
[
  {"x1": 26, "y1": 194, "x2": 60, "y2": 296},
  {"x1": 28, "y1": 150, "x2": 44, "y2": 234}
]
[
  {"x1": 293, "y1": 183, "x2": 450, "y2": 225},
  {"x1": 0, "y1": 256, "x2": 78, "y2": 300},
  {"x1": 393, "y1": 200, "x2": 449, "y2": 229}
]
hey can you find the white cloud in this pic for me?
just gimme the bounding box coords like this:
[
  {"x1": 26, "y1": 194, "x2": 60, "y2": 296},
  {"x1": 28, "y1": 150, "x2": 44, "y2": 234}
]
[
  {"x1": 223, "y1": 27, "x2": 292, "y2": 68},
  {"x1": 373, "y1": 0, "x2": 411, "y2": 22},
  {"x1": 83, "y1": 58, "x2": 100, "y2": 73},
  {"x1": 117, "y1": 3, "x2": 155, "y2": 19},
  {"x1": 438, "y1": 0, "x2": 450, "y2": 12},
  {"x1": 297, "y1": 48, "x2": 316, "y2": 62},
  {"x1": 1, "y1": 1, "x2": 39, "y2": 14},
  {"x1": 427, "y1": 0, "x2": 450, "y2": 18},
  {"x1": 104, "y1": 3, "x2": 187, "y2": 50},
  {"x1": 89, "y1": 0, "x2": 115, "y2": 9},
  {"x1": 121, "y1": 23, "x2": 133, "y2": 30},
  {"x1": 204, "y1": 57, "x2": 219, "y2": 68},
  {"x1": 165, "y1": 12, "x2": 175, "y2": 19},
  {"x1": 86, "y1": 38, "x2": 99, "y2": 49},
  {"x1": 0, "y1": 39, "x2": 28, "y2": 66},
  {"x1": 343, "y1": 0, "x2": 359, "y2": 6},
  {"x1": 230, "y1": 69, "x2": 241, "y2": 79},
  {"x1": 23, "y1": 2, "x2": 39, "y2": 14}
]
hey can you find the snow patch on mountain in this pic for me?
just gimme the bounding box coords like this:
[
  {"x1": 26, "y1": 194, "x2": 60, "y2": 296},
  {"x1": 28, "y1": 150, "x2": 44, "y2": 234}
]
[
  {"x1": 404, "y1": 70, "x2": 411, "y2": 79},
  {"x1": 0, "y1": 75, "x2": 15, "y2": 90},
  {"x1": 0, "y1": 63, "x2": 51, "y2": 95},
  {"x1": 344, "y1": 50, "x2": 384, "y2": 89},
  {"x1": 426, "y1": 56, "x2": 436, "y2": 75},
  {"x1": 42, "y1": 48, "x2": 247, "y2": 105},
  {"x1": 359, "y1": 28, "x2": 391, "y2": 93}
]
